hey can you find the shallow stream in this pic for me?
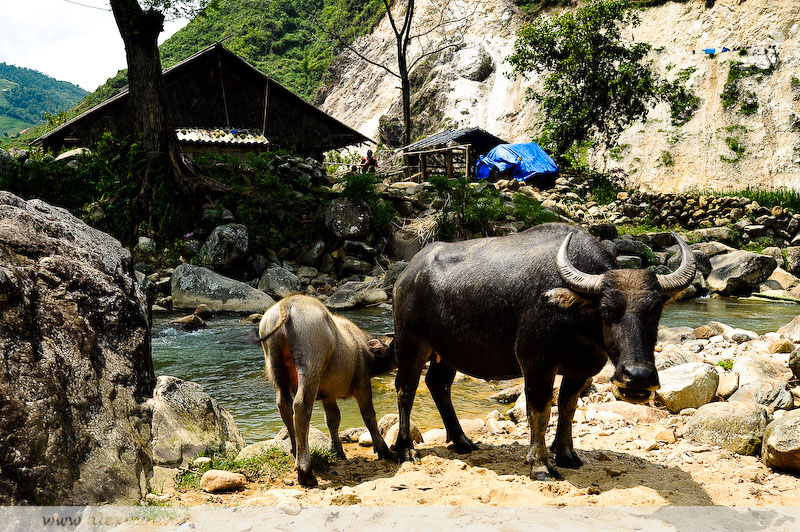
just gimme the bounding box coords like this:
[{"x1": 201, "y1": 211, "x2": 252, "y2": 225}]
[{"x1": 152, "y1": 297, "x2": 800, "y2": 443}]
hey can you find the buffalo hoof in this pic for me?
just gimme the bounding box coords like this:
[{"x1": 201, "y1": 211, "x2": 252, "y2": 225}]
[
  {"x1": 554, "y1": 449, "x2": 583, "y2": 469},
  {"x1": 375, "y1": 444, "x2": 397, "y2": 461},
  {"x1": 297, "y1": 468, "x2": 318, "y2": 487},
  {"x1": 393, "y1": 444, "x2": 419, "y2": 464},
  {"x1": 530, "y1": 463, "x2": 562, "y2": 482},
  {"x1": 450, "y1": 434, "x2": 478, "y2": 454}
]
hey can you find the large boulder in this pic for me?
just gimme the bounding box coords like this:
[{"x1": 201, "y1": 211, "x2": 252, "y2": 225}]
[
  {"x1": 171, "y1": 263, "x2": 275, "y2": 313},
  {"x1": 762, "y1": 410, "x2": 800, "y2": 473},
  {"x1": 728, "y1": 381, "x2": 794, "y2": 409},
  {"x1": 655, "y1": 362, "x2": 719, "y2": 413},
  {"x1": 257, "y1": 266, "x2": 302, "y2": 299},
  {"x1": 455, "y1": 44, "x2": 494, "y2": 81},
  {"x1": 684, "y1": 402, "x2": 771, "y2": 455},
  {"x1": 0, "y1": 148, "x2": 13, "y2": 177},
  {"x1": 201, "y1": 223, "x2": 249, "y2": 271},
  {"x1": 0, "y1": 192, "x2": 154, "y2": 504},
  {"x1": 324, "y1": 198, "x2": 372, "y2": 239},
  {"x1": 146, "y1": 376, "x2": 243, "y2": 467},
  {"x1": 707, "y1": 251, "x2": 777, "y2": 295}
]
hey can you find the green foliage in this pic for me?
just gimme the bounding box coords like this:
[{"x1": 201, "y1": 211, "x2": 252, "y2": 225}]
[
  {"x1": 338, "y1": 172, "x2": 394, "y2": 233},
  {"x1": 721, "y1": 60, "x2": 774, "y2": 111},
  {"x1": 0, "y1": 62, "x2": 86, "y2": 137},
  {"x1": 720, "y1": 129, "x2": 746, "y2": 164},
  {"x1": 588, "y1": 172, "x2": 624, "y2": 205},
  {"x1": 661, "y1": 67, "x2": 701, "y2": 126},
  {"x1": 715, "y1": 188, "x2": 800, "y2": 214},
  {"x1": 739, "y1": 92, "x2": 759, "y2": 115},
  {"x1": 430, "y1": 175, "x2": 506, "y2": 239},
  {"x1": 512, "y1": 193, "x2": 558, "y2": 228},
  {"x1": 716, "y1": 359, "x2": 733, "y2": 371},
  {"x1": 509, "y1": 0, "x2": 662, "y2": 162},
  {"x1": 661, "y1": 150, "x2": 674, "y2": 167}
]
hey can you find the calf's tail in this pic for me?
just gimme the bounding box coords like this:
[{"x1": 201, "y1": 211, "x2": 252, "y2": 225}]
[{"x1": 256, "y1": 299, "x2": 291, "y2": 343}]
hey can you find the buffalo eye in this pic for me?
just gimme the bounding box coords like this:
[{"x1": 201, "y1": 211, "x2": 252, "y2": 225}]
[
  {"x1": 600, "y1": 304, "x2": 623, "y2": 321},
  {"x1": 367, "y1": 338, "x2": 386, "y2": 355}
]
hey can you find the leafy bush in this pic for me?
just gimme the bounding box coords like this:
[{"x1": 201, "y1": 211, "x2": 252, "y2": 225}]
[
  {"x1": 721, "y1": 61, "x2": 774, "y2": 110},
  {"x1": 661, "y1": 150, "x2": 675, "y2": 167},
  {"x1": 661, "y1": 67, "x2": 701, "y2": 126},
  {"x1": 512, "y1": 193, "x2": 558, "y2": 229},
  {"x1": 430, "y1": 175, "x2": 505, "y2": 239},
  {"x1": 338, "y1": 171, "x2": 394, "y2": 233}
]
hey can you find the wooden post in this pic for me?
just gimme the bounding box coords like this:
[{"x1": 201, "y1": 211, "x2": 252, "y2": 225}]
[
  {"x1": 465, "y1": 145, "x2": 470, "y2": 177},
  {"x1": 446, "y1": 150, "x2": 453, "y2": 179},
  {"x1": 420, "y1": 154, "x2": 427, "y2": 183}
]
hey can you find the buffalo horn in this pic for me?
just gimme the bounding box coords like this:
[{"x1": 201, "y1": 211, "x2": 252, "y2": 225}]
[
  {"x1": 556, "y1": 232, "x2": 604, "y2": 294},
  {"x1": 656, "y1": 232, "x2": 697, "y2": 293}
]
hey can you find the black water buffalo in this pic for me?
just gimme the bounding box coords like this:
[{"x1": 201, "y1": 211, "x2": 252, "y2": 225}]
[
  {"x1": 391, "y1": 222, "x2": 695, "y2": 480},
  {"x1": 258, "y1": 295, "x2": 396, "y2": 486}
]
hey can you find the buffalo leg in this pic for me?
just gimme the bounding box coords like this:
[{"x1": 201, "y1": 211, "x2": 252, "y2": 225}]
[
  {"x1": 266, "y1": 351, "x2": 297, "y2": 457},
  {"x1": 426, "y1": 358, "x2": 476, "y2": 453},
  {"x1": 323, "y1": 397, "x2": 346, "y2": 460},
  {"x1": 522, "y1": 369, "x2": 560, "y2": 481},
  {"x1": 393, "y1": 338, "x2": 430, "y2": 462},
  {"x1": 353, "y1": 378, "x2": 394, "y2": 460},
  {"x1": 292, "y1": 373, "x2": 319, "y2": 487},
  {"x1": 552, "y1": 376, "x2": 590, "y2": 469}
]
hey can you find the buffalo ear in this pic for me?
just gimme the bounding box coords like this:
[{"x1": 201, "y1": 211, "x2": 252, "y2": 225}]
[
  {"x1": 367, "y1": 338, "x2": 387, "y2": 355},
  {"x1": 546, "y1": 288, "x2": 597, "y2": 313}
]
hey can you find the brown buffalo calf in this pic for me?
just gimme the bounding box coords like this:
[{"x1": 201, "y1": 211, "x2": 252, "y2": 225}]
[{"x1": 258, "y1": 294, "x2": 395, "y2": 486}]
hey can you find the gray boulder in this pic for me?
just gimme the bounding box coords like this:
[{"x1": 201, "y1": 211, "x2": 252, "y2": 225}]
[
  {"x1": 690, "y1": 241, "x2": 734, "y2": 258},
  {"x1": 324, "y1": 198, "x2": 372, "y2": 238},
  {"x1": 146, "y1": 376, "x2": 243, "y2": 467},
  {"x1": 382, "y1": 261, "x2": 409, "y2": 289},
  {"x1": 707, "y1": 251, "x2": 777, "y2": 295},
  {"x1": 785, "y1": 247, "x2": 800, "y2": 276},
  {"x1": 387, "y1": 231, "x2": 424, "y2": 261},
  {"x1": 324, "y1": 281, "x2": 367, "y2": 310},
  {"x1": 684, "y1": 402, "x2": 771, "y2": 455},
  {"x1": 668, "y1": 250, "x2": 712, "y2": 277},
  {"x1": 729, "y1": 381, "x2": 794, "y2": 409},
  {"x1": 655, "y1": 362, "x2": 719, "y2": 413},
  {"x1": 455, "y1": 45, "x2": 494, "y2": 81},
  {"x1": 201, "y1": 223, "x2": 249, "y2": 270},
  {"x1": 0, "y1": 192, "x2": 153, "y2": 504},
  {"x1": 257, "y1": 266, "x2": 302, "y2": 299},
  {"x1": 0, "y1": 148, "x2": 13, "y2": 177},
  {"x1": 298, "y1": 240, "x2": 326, "y2": 267},
  {"x1": 655, "y1": 344, "x2": 702, "y2": 370},
  {"x1": 789, "y1": 348, "x2": 800, "y2": 380},
  {"x1": 762, "y1": 410, "x2": 800, "y2": 473},
  {"x1": 657, "y1": 326, "x2": 695, "y2": 346},
  {"x1": 171, "y1": 263, "x2": 275, "y2": 313}
]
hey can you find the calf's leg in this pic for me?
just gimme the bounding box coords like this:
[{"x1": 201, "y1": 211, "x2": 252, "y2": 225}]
[
  {"x1": 323, "y1": 397, "x2": 346, "y2": 460},
  {"x1": 552, "y1": 375, "x2": 591, "y2": 468},
  {"x1": 265, "y1": 349, "x2": 297, "y2": 457},
  {"x1": 393, "y1": 337, "x2": 430, "y2": 462},
  {"x1": 426, "y1": 358, "x2": 476, "y2": 453},
  {"x1": 292, "y1": 373, "x2": 319, "y2": 487},
  {"x1": 353, "y1": 378, "x2": 394, "y2": 460}
]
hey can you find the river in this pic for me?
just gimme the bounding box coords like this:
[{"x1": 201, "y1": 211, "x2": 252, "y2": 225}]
[{"x1": 152, "y1": 297, "x2": 800, "y2": 443}]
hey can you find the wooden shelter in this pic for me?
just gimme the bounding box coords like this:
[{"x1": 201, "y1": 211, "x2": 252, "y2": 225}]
[
  {"x1": 399, "y1": 127, "x2": 506, "y2": 181},
  {"x1": 34, "y1": 43, "x2": 372, "y2": 156}
]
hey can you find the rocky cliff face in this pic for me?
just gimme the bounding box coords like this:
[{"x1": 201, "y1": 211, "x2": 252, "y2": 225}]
[
  {"x1": 0, "y1": 192, "x2": 154, "y2": 504},
  {"x1": 318, "y1": 0, "x2": 800, "y2": 192}
]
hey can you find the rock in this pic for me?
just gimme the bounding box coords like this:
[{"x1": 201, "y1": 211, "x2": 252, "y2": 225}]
[
  {"x1": 684, "y1": 402, "x2": 770, "y2": 455},
  {"x1": 324, "y1": 198, "x2": 372, "y2": 238},
  {"x1": 137, "y1": 236, "x2": 156, "y2": 253},
  {"x1": 768, "y1": 268, "x2": 800, "y2": 291},
  {"x1": 693, "y1": 325, "x2": 714, "y2": 339},
  {"x1": 690, "y1": 227, "x2": 735, "y2": 244},
  {"x1": 275, "y1": 425, "x2": 332, "y2": 450},
  {"x1": 171, "y1": 264, "x2": 275, "y2": 313},
  {"x1": 733, "y1": 355, "x2": 792, "y2": 385},
  {"x1": 778, "y1": 315, "x2": 800, "y2": 341},
  {"x1": 0, "y1": 148, "x2": 13, "y2": 176},
  {"x1": 339, "y1": 256, "x2": 372, "y2": 276},
  {"x1": 785, "y1": 247, "x2": 800, "y2": 276},
  {"x1": 655, "y1": 344, "x2": 701, "y2": 370},
  {"x1": 455, "y1": 44, "x2": 494, "y2": 81},
  {"x1": 384, "y1": 423, "x2": 423, "y2": 447},
  {"x1": 170, "y1": 314, "x2": 206, "y2": 331},
  {"x1": 147, "y1": 376, "x2": 243, "y2": 467},
  {"x1": 691, "y1": 241, "x2": 734, "y2": 258},
  {"x1": 667, "y1": 250, "x2": 712, "y2": 277},
  {"x1": 193, "y1": 457, "x2": 212, "y2": 471},
  {"x1": 0, "y1": 192, "x2": 153, "y2": 504},
  {"x1": 54, "y1": 147, "x2": 90, "y2": 164},
  {"x1": 762, "y1": 410, "x2": 800, "y2": 473},
  {"x1": 489, "y1": 384, "x2": 524, "y2": 404},
  {"x1": 324, "y1": 287, "x2": 364, "y2": 310},
  {"x1": 657, "y1": 326, "x2": 695, "y2": 345},
  {"x1": 507, "y1": 392, "x2": 528, "y2": 422},
  {"x1": 707, "y1": 251, "x2": 777, "y2": 295},
  {"x1": 459, "y1": 418, "x2": 486, "y2": 436},
  {"x1": 236, "y1": 440, "x2": 292, "y2": 460},
  {"x1": 769, "y1": 338, "x2": 795, "y2": 354},
  {"x1": 296, "y1": 266, "x2": 318, "y2": 281},
  {"x1": 730, "y1": 328, "x2": 759, "y2": 343},
  {"x1": 588, "y1": 223, "x2": 618, "y2": 240},
  {"x1": 592, "y1": 402, "x2": 668, "y2": 423},
  {"x1": 201, "y1": 224, "x2": 249, "y2": 270},
  {"x1": 789, "y1": 348, "x2": 800, "y2": 380},
  {"x1": 382, "y1": 261, "x2": 409, "y2": 289},
  {"x1": 387, "y1": 231, "x2": 423, "y2": 261},
  {"x1": 200, "y1": 470, "x2": 246, "y2": 493},
  {"x1": 358, "y1": 431, "x2": 373, "y2": 447},
  {"x1": 193, "y1": 304, "x2": 215, "y2": 320},
  {"x1": 422, "y1": 428, "x2": 448, "y2": 444},
  {"x1": 362, "y1": 289, "x2": 388, "y2": 304},
  {"x1": 729, "y1": 381, "x2": 794, "y2": 409},
  {"x1": 616, "y1": 255, "x2": 642, "y2": 269},
  {"x1": 655, "y1": 363, "x2": 719, "y2": 413},
  {"x1": 717, "y1": 372, "x2": 740, "y2": 398},
  {"x1": 257, "y1": 267, "x2": 302, "y2": 299},
  {"x1": 339, "y1": 427, "x2": 367, "y2": 443},
  {"x1": 298, "y1": 241, "x2": 326, "y2": 267}
]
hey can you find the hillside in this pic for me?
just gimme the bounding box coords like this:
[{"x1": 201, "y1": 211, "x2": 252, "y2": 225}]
[
  {"x1": 317, "y1": 0, "x2": 800, "y2": 192},
  {"x1": 0, "y1": 63, "x2": 86, "y2": 139}
]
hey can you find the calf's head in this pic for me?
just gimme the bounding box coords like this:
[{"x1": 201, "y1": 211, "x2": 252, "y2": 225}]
[
  {"x1": 365, "y1": 336, "x2": 397, "y2": 376},
  {"x1": 555, "y1": 232, "x2": 696, "y2": 403}
]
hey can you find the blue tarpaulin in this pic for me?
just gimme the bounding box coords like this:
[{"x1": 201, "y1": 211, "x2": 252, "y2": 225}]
[{"x1": 475, "y1": 143, "x2": 558, "y2": 182}]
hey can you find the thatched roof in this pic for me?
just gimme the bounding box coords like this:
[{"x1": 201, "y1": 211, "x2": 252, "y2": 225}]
[{"x1": 35, "y1": 43, "x2": 372, "y2": 154}]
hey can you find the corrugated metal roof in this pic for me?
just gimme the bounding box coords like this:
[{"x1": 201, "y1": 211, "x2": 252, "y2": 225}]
[
  {"x1": 400, "y1": 127, "x2": 506, "y2": 152},
  {"x1": 176, "y1": 128, "x2": 269, "y2": 146}
]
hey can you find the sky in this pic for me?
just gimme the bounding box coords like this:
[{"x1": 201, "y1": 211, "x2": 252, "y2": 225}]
[{"x1": 0, "y1": 0, "x2": 189, "y2": 91}]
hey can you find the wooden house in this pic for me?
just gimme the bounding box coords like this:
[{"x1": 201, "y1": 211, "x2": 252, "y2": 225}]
[{"x1": 399, "y1": 127, "x2": 506, "y2": 181}]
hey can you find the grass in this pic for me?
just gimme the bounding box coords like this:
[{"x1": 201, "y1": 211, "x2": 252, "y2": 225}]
[
  {"x1": 716, "y1": 359, "x2": 734, "y2": 371},
  {"x1": 174, "y1": 445, "x2": 338, "y2": 492},
  {"x1": 661, "y1": 150, "x2": 674, "y2": 167},
  {"x1": 713, "y1": 188, "x2": 800, "y2": 214},
  {"x1": 721, "y1": 60, "x2": 775, "y2": 110}
]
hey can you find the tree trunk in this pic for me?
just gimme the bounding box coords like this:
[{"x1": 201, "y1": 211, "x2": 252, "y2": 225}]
[{"x1": 110, "y1": 0, "x2": 181, "y2": 236}]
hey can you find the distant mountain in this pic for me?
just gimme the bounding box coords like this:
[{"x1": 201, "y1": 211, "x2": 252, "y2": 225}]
[{"x1": 0, "y1": 63, "x2": 87, "y2": 138}]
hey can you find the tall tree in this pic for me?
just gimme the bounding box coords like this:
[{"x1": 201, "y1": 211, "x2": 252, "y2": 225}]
[
  {"x1": 508, "y1": 0, "x2": 662, "y2": 164},
  {"x1": 108, "y1": 0, "x2": 212, "y2": 230},
  {"x1": 317, "y1": 0, "x2": 476, "y2": 147}
]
